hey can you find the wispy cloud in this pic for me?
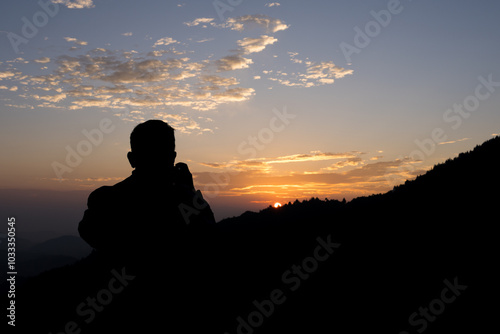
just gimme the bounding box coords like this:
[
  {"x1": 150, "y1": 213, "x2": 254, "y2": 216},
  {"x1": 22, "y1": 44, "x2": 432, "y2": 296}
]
[
  {"x1": 266, "y1": 60, "x2": 353, "y2": 87},
  {"x1": 265, "y1": 3, "x2": 281, "y2": 7},
  {"x1": 121, "y1": 32, "x2": 133, "y2": 37},
  {"x1": 438, "y1": 138, "x2": 470, "y2": 145},
  {"x1": 195, "y1": 152, "x2": 422, "y2": 200},
  {"x1": 196, "y1": 37, "x2": 214, "y2": 43},
  {"x1": 200, "y1": 151, "x2": 363, "y2": 172},
  {"x1": 322, "y1": 157, "x2": 363, "y2": 171},
  {"x1": 265, "y1": 152, "x2": 362, "y2": 164}
]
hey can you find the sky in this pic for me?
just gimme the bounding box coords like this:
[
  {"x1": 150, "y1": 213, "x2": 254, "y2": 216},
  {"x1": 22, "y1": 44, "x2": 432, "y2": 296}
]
[{"x1": 1, "y1": 0, "x2": 500, "y2": 232}]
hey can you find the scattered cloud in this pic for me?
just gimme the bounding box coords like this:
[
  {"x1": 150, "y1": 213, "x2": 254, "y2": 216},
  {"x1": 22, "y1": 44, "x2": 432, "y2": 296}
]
[
  {"x1": 34, "y1": 57, "x2": 51, "y2": 63},
  {"x1": 1, "y1": 12, "x2": 351, "y2": 137},
  {"x1": 200, "y1": 75, "x2": 239, "y2": 88},
  {"x1": 1, "y1": 44, "x2": 258, "y2": 126},
  {"x1": 184, "y1": 15, "x2": 289, "y2": 34},
  {"x1": 266, "y1": 60, "x2": 353, "y2": 87},
  {"x1": 184, "y1": 18, "x2": 215, "y2": 27},
  {"x1": 153, "y1": 37, "x2": 179, "y2": 47},
  {"x1": 6, "y1": 57, "x2": 28, "y2": 64},
  {"x1": 323, "y1": 157, "x2": 363, "y2": 171},
  {"x1": 146, "y1": 50, "x2": 181, "y2": 57},
  {"x1": 265, "y1": 3, "x2": 281, "y2": 7},
  {"x1": 304, "y1": 61, "x2": 353, "y2": 80},
  {"x1": 0, "y1": 71, "x2": 16, "y2": 80},
  {"x1": 213, "y1": 87, "x2": 255, "y2": 102},
  {"x1": 33, "y1": 92, "x2": 67, "y2": 103},
  {"x1": 64, "y1": 37, "x2": 88, "y2": 46},
  {"x1": 52, "y1": 0, "x2": 95, "y2": 9},
  {"x1": 226, "y1": 14, "x2": 289, "y2": 33},
  {"x1": 216, "y1": 55, "x2": 253, "y2": 71},
  {"x1": 288, "y1": 52, "x2": 303, "y2": 64},
  {"x1": 237, "y1": 35, "x2": 278, "y2": 54}
]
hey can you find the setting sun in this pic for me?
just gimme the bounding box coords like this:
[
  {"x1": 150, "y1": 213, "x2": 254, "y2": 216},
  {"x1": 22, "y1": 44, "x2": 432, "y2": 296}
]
[{"x1": 274, "y1": 202, "x2": 282, "y2": 208}]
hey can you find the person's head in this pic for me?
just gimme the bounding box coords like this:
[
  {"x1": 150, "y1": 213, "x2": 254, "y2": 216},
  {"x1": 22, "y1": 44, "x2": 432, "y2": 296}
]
[{"x1": 127, "y1": 120, "x2": 176, "y2": 172}]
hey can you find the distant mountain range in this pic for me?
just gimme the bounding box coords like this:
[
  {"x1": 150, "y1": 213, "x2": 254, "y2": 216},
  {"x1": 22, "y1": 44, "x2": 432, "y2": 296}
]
[
  {"x1": 0, "y1": 235, "x2": 91, "y2": 279},
  {"x1": 12, "y1": 136, "x2": 499, "y2": 333},
  {"x1": 28, "y1": 235, "x2": 92, "y2": 259}
]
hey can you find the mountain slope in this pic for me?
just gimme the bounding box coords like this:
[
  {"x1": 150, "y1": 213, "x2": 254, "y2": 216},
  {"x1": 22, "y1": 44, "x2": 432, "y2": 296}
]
[{"x1": 28, "y1": 235, "x2": 92, "y2": 259}]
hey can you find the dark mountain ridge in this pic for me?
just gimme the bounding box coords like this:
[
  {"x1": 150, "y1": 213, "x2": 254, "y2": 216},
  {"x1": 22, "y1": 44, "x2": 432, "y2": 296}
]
[
  {"x1": 11, "y1": 136, "x2": 499, "y2": 333},
  {"x1": 28, "y1": 235, "x2": 92, "y2": 259}
]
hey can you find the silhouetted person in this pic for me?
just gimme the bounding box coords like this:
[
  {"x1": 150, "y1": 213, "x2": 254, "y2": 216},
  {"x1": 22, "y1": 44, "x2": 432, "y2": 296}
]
[
  {"x1": 77, "y1": 119, "x2": 217, "y2": 332},
  {"x1": 79, "y1": 119, "x2": 215, "y2": 262}
]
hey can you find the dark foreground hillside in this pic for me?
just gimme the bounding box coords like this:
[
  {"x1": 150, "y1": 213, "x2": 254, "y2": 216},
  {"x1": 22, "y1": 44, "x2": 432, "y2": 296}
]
[{"x1": 11, "y1": 137, "x2": 499, "y2": 333}]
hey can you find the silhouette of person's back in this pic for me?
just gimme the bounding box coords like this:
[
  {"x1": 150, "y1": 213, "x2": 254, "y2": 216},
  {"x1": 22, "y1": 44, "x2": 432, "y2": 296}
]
[{"x1": 77, "y1": 119, "x2": 216, "y2": 332}]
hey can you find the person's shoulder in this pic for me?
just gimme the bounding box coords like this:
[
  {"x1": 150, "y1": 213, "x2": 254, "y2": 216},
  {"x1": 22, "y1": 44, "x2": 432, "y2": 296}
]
[
  {"x1": 112, "y1": 175, "x2": 135, "y2": 189},
  {"x1": 87, "y1": 185, "x2": 114, "y2": 204},
  {"x1": 87, "y1": 176, "x2": 134, "y2": 203}
]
